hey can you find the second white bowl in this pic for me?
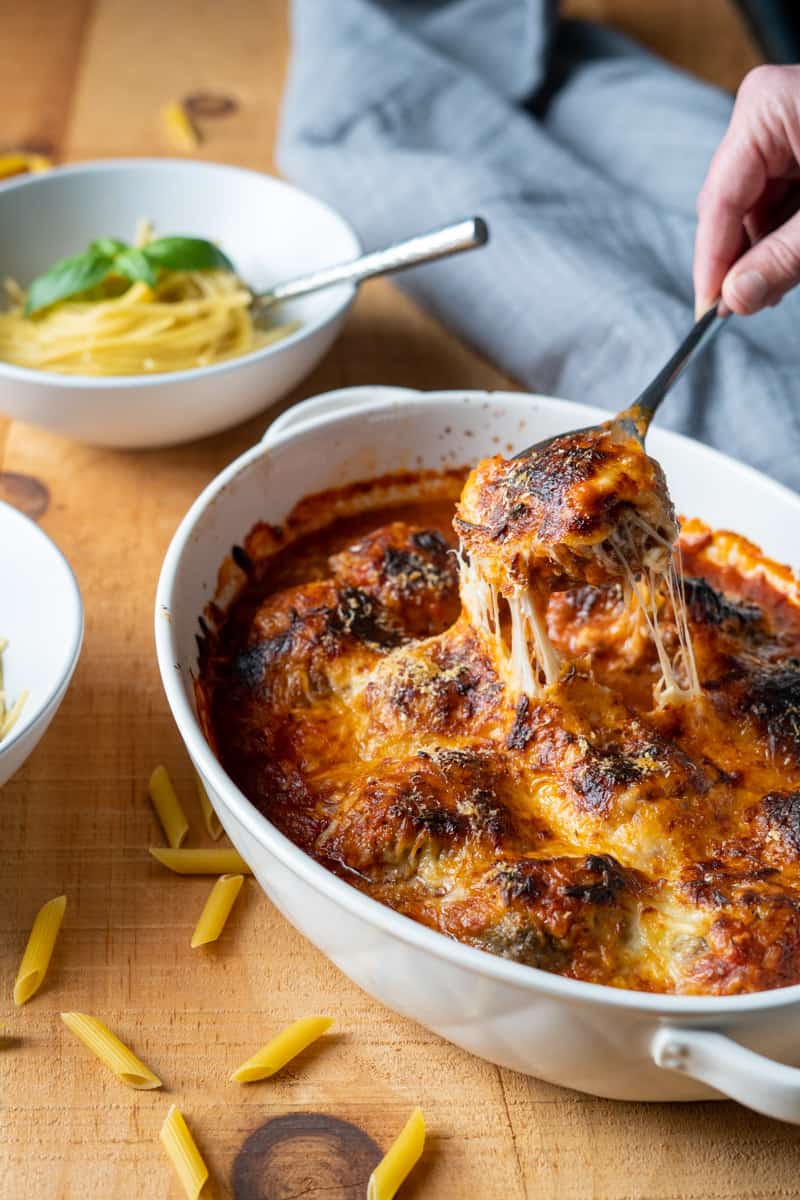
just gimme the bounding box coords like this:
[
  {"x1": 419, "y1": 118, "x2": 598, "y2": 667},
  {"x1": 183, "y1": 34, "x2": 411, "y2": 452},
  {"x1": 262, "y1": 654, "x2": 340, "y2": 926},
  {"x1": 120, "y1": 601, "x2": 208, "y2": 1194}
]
[{"x1": 0, "y1": 501, "x2": 83, "y2": 787}]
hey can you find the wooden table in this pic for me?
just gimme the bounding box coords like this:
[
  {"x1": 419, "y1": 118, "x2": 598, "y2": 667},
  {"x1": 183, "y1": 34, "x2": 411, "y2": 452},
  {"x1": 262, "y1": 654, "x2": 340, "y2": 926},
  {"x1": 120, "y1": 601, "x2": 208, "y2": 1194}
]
[{"x1": 3, "y1": 3, "x2": 792, "y2": 1197}]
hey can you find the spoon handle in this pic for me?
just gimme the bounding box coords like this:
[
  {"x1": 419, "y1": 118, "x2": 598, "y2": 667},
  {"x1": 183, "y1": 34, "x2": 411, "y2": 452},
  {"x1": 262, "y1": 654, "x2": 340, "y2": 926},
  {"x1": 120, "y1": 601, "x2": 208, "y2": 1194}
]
[
  {"x1": 254, "y1": 217, "x2": 489, "y2": 310},
  {"x1": 626, "y1": 301, "x2": 726, "y2": 435}
]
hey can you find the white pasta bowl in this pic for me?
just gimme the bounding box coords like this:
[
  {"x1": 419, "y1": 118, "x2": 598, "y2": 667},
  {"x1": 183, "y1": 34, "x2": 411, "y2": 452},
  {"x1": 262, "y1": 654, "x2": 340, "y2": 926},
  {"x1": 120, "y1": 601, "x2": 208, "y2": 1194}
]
[
  {"x1": 156, "y1": 386, "x2": 800, "y2": 1123},
  {"x1": 0, "y1": 502, "x2": 83, "y2": 787},
  {"x1": 0, "y1": 159, "x2": 360, "y2": 448}
]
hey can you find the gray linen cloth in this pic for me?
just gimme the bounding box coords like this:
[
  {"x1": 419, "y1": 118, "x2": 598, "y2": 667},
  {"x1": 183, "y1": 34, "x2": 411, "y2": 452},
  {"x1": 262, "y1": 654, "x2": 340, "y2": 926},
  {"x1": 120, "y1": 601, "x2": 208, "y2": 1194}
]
[{"x1": 278, "y1": 0, "x2": 800, "y2": 490}]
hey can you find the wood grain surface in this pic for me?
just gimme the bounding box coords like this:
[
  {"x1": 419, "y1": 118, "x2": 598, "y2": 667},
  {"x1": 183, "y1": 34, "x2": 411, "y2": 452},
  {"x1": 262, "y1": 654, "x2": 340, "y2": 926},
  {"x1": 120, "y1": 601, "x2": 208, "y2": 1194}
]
[{"x1": 1, "y1": 3, "x2": 791, "y2": 1198}]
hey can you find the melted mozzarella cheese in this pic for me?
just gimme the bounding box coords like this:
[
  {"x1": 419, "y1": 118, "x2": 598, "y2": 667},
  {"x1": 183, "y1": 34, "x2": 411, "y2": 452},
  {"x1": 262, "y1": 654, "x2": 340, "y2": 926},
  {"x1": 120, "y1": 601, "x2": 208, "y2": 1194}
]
[
  {"x1": 459, "y1": 550, "x2": 562, "y2": 696},
  {"x1": 459, "y1": 504, "x2": 700, "y2": 705},
  {"x1": 605, "y1": 513, "x2": 699, "y2": 704}
]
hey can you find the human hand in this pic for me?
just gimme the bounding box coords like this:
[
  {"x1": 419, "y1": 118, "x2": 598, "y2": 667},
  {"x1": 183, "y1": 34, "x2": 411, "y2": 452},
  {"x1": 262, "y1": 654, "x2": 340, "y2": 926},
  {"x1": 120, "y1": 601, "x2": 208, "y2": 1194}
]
[{"x1": 694, "y1": 64, "x2": 800, "y2": 317}]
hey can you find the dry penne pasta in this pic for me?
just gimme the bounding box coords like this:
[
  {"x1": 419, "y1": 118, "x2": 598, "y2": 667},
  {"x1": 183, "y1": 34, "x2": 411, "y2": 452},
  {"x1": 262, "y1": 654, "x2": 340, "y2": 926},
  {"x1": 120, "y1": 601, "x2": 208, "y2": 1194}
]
[
  {"x1": 191, "y1": 873, "x2": 244, "y2": 948},
  {"x1": 148, "y1": 765, "x2": 189, "y2": 849},
  {"x1": 14, "y1": 895, "x2": 67, "y2": 1006},
  {"x1": 368, "y1": 1107, "x2": 426, "y2": 1200},
  {"x1": 60, "y1": 1012, "x2": 162, "y2": 1090},
  {"x1": 195, "y1": 772, "x2": 223, "y2": 840},
  {"x1": 149, "y1": 847, "x2": 251, "y2": 875},
  {"x1": 230, "y1": 1016, "x2": 333, "y2": 1082},
  {"x1": 161, "y1": 101, "x2": 200, "y2": 151},
  {"x1": 0, "y1": 152, "x2": 51, "y2": 180},
  {"x1": 160, "y1": 1104, "x2": 209, "y2": 1200}
]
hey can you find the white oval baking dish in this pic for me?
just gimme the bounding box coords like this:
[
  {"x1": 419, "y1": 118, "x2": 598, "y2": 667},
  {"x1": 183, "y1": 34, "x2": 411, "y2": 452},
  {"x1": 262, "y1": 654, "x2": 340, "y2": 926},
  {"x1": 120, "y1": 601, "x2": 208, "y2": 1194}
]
[{"x1": 155, "y1": 386, "x2": 800, "y2": 1122}]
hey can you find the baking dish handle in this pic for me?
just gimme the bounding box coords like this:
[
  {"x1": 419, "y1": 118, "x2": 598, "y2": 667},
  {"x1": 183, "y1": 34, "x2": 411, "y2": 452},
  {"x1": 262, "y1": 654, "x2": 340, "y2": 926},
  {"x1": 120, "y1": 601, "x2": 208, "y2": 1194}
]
[
  {"x1": 262, "y1": 386, "x2": 417, "y2": 446},
  {"x1": 652, "y1": 1026, "x2": 800, "y2": 1123}
]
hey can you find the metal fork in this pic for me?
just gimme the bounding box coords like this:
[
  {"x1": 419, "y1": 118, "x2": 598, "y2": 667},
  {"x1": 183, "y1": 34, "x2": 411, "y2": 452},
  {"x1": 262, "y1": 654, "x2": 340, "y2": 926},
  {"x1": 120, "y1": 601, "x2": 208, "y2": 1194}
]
[
  {"x1": 514, "y1": 301, "x2": 726, "y2": 459},
  {"x1": 250, "y1": 217, "x2": 489, "y2": 316}
]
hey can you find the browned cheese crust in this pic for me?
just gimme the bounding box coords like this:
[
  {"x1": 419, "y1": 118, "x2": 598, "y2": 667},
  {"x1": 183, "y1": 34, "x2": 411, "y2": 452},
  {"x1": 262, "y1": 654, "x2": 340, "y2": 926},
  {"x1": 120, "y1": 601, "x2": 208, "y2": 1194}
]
[
  {"x1": 198, "y1": 473, "x2": 800, "y2": 995},
  {"x1": 455, "y1": 422, "x2": 677, "y2": 593}
]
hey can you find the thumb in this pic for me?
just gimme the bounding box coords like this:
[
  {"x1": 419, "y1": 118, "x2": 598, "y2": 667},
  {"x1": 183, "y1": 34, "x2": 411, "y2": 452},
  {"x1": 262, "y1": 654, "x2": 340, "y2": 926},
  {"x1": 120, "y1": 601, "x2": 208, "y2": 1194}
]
[{"x1": 722, "y1": 208, "x2": 800, "y2": 314}]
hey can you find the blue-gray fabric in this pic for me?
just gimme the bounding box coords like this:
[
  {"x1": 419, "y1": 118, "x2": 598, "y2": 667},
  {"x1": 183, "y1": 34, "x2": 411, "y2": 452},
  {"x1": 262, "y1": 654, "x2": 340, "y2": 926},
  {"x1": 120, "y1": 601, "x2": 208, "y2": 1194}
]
[{"x1": 278, "y1": 0, "x2": 800, "y2": 490}]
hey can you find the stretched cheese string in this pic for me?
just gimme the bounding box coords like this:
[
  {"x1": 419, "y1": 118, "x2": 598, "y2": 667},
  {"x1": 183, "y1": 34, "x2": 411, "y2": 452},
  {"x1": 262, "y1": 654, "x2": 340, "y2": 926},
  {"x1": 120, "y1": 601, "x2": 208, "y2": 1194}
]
[{"x1": 458, "y1": 508, "x2": 699, "y2": 705}]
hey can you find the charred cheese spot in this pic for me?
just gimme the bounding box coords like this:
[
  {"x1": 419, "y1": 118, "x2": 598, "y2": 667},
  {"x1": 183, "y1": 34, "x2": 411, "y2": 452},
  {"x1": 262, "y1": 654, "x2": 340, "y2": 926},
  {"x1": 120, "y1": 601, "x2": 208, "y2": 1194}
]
[
  {"x1": 453, "y1": 853, "x2": 644, "y2": 979},
  {"x1": 329, "y1": 522, "x2": 459, "y2": 636},
  {"x1": 683, "y1": 898, "x2": 800, "y2": 995},
  {"x1": 329, "y1": 586, "x2": 402, "y2": 649},
  {"x1": 228, "y1": 581, "x2": 404, "y2": 709},
  {"x1": 316, "y1": 749, "x2": 520, "y2": 885},
  {"x1": 570, "y1": 746, "x2": 651, "y2": 812},
  {"x1": 498, "y1": 853, "x2": 632, "y2": 906},
  {"x1": 358, "y1": 622, "x2": 503, "y2": 747},
  {"x1": 756, "y1": 790, "x2": 800, "y2": 858},
  {"x1": 505, "y1": 674, "x2": 706, "y2": 817},
  {"x1": 679, "y1": 860, "x2": 780, "y2": 909},
  {"x1": 570, "y1": 731, "x2": 708, "y2": 815},
  {"x1": 739, "y1": 662, "x2": 800, "y2": 762},
  {"x1": 683, "y1": 576, "x2": 764, "y2": 634}
]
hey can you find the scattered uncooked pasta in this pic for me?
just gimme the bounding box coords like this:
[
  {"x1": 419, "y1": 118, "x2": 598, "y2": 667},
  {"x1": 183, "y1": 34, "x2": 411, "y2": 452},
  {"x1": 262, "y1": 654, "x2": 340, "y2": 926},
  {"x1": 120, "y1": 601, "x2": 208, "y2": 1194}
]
[
  {"x1": 230, "y1": 1016, "x2": 334, "y2": 1082},
  {"x1": 368, "y1": 1107, "x2": 426, "y2": 1200},
  {"x1": 161, "y1": 101, "x2": 200, "y2": 151},
  {"x1": 0, "y1": 637, "x2": 29, "y2": 742},
  {"x1": 195, "y1": 772, "x2": 223, "y2": 840},
  {"x1": 149, "y1": 847, "x2": 251, "y2": 874},
  {"x1": 13, "y1": 894, "x2": 66, "y2": 1006},
  {"x1": 148, "y1": 764, "x2": 189, "y2": 849},
  {"x1": 160, "y1": 1104, "x2": 209, "y2": 1200},
  {"x1": 60, "y1": 1012, "x2": 162, "y2": 1090},
  {"x1": 191, "y1": 873, "x2": 244, "y2": 948},
  {"x1": 0, "y1": 152, "x2": 51, "y2": 180}
]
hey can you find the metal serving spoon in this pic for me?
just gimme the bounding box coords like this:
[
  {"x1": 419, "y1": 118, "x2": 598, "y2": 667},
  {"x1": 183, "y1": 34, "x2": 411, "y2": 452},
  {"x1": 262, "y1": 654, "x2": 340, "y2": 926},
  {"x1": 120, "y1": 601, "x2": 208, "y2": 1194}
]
[
  {"x1": 514, "y1": 300, "x2": 726, "y2": 459},
  {"x1": 250, "y1": 216, "x2": 489, "y2": 317}
]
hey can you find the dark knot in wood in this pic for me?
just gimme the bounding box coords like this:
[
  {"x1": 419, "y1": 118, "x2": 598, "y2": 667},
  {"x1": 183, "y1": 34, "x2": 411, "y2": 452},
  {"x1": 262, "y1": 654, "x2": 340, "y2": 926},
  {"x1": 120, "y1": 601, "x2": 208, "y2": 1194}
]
[
  {"x1": 232, "y1": 1111, "x2": 381, "y2": 1199},
  {"x1": 0, "y1": 472, "x2": 50, "y2": 520},
  {"x1": 183, "y1": 92, "x2": 239, "y2": 118}
]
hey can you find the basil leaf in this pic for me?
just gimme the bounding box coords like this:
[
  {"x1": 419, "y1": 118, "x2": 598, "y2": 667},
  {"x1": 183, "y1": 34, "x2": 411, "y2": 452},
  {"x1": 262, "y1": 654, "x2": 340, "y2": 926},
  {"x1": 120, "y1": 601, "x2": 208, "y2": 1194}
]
[
  {"x1": 24, "y1": 231, "x2": 234, "y2": 317},
  {"x1": 91, "y1": 237, "x2": 129, "y2": 258},
  {"x1": 114, "y1": 247, "x2": 157, "y2": 288},
  {"x1": 25, "y1": 249, "x2": 115, "y2": 316},
  {"x1": 142, "y1": 236, "x2": 234, "y2": 273}
]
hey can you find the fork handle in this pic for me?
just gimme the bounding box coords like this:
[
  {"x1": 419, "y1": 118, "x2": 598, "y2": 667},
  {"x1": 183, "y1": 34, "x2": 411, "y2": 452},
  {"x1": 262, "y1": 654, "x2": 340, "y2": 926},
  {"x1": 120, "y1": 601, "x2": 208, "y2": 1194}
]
[
  {"x1": 627, "y1": 301, "x2": 727, "y2": 434},
  {"x1": 254, "y1": 217, "x2": 489, "y2": 310}
]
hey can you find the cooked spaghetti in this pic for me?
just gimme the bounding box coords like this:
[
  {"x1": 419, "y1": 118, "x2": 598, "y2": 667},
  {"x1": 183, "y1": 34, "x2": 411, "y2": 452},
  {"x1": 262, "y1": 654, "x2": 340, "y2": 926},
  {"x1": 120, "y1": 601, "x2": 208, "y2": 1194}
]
[
  {"x1": 0, "y1": 226, "x2": 297, "y2": 376},
  {"x1": 0, "y1": 637, "x2": 28, "y2": 742}
]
